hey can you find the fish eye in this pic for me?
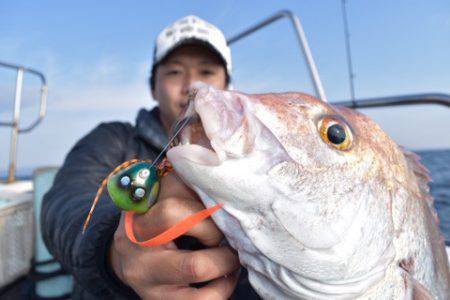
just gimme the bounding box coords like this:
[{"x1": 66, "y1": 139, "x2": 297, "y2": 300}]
[
  {"x1": 318, "y1": 117, "x2": 353, "y2": 150},
  {"x1": 327, "y1": 124, "x2": 346, "y2": 144},
  {"x1": 119, "y1": 175, "x2": 131, "y2": 188}
]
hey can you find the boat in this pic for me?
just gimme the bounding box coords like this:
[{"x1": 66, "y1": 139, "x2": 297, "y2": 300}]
[{"x1": 0, "y1": 10, "x2": 449, "y2": 299}]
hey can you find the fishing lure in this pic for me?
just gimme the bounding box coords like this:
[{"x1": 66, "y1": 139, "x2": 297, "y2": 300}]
[
  {"x1": 82, "y1": 97, "x2": 223, "y2": 247},
  {"x1": 82, "y1": 158, "x2": 164, "y2": 234},
  {"x1": 83, "y1": 157, "x2": 223, "y2": 247}
]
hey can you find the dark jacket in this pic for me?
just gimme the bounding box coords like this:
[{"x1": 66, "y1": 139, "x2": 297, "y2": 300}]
[{"x1": 41, "y1": 107, "x2": 259, "y2": 299}]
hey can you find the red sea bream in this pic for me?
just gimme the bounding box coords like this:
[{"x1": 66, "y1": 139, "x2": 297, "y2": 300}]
[{"x1": 167, "y1": 83, "x2": 450, "y2": 299}]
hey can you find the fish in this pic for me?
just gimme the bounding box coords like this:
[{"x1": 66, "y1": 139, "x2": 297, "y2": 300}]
[{"x1": 166, "y1": 82, "x2": 450, "y2": 299}]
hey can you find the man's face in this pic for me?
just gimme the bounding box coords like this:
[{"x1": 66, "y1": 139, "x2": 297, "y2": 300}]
[{"x1": 152, "y1": 44, "x2": 227, "y2": 133}]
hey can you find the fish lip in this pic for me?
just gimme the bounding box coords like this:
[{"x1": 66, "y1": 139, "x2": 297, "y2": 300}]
[
  {"x1": 167, "y1": 143, "x2": 221, "y2": 166},
  {"x1": 168, "y1": 87, "x2": 219, "y2": 164}
]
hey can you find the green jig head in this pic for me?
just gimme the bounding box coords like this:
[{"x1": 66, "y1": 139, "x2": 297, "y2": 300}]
[{"x1": 107, "y1": 162, "x2": 160, "y2": 213}]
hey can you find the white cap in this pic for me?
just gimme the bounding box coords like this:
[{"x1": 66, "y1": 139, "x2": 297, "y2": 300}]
[{"x1": 153, "y1": 15, "x2": 232, "y2": 76}]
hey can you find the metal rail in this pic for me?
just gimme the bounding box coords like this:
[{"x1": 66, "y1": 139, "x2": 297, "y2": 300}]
[
  {"x1": 341, "y1": 0, "x2": 356, "y2": 104},
  {"x1": 226, "y1": 10, "x2": 328, "y2": 102},
  {"x1": 335, "y1": 93, "x2": 450, "y2": 109},
  {"x1": 0, "y1": 61, "x2": 48, "y2": 183}
]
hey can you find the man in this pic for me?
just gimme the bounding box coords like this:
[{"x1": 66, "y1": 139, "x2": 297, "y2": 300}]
[{"x1": 42, "y1": 16, "x2": 260, "y2": 299}]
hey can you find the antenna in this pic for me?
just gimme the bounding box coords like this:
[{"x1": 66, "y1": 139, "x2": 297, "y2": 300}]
[{"x1": 341, "y1": 0, "x2": 356, "y2": 105}]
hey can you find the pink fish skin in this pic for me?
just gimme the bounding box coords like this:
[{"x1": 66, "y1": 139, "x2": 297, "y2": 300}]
[{"x1": 167, "y1": 82, "x2": 450, "y2": 299}]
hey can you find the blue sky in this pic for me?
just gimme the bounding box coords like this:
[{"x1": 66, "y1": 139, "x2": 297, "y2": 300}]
[{"x1": 1, "y1": 0, "x2": 449, "y2": 173}]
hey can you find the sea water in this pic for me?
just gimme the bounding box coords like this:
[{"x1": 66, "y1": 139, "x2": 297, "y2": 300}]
[{"x1": 418, "y1": 149, "x2": 450, "y2": 243}]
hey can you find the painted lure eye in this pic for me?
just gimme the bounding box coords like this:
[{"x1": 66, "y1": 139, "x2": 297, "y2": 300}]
[
  {"x1": 119, "y1": 175, "x2": 131, "y2": 188},
  {"x1": 132, "y1": 187, "x2": 146, "y2": 202},
  {"x1": 318, "y1": 117, "x2": 353, "y2": 150}
]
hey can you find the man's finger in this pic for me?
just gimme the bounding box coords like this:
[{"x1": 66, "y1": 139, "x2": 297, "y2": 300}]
[
  {"x1": 150, "y1": 246, "x2": 240, "y2": 285},
  {"x1": 158, "y1": 172, "x2": 199, "y2": 201},
  {"x1": 144, "y1": 270, "x2": 240, "y2": 300},
  {"x1": 190, "y1": 270, "x2": 240, "y2": 300}
]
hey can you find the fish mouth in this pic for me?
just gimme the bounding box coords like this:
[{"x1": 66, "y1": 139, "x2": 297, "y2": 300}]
[
  {"x1": 168, "y1": 82, "x2": 256, "y2": 166},
  {"x1": 168, "y1": 88, "x2": 221, "y2": 166}
]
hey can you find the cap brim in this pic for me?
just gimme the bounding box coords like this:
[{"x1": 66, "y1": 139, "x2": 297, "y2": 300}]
[{"x1": 154, "y1": 38, "x2": 228, "y2": 71}]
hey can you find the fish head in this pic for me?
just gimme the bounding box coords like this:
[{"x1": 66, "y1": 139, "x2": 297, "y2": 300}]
[{"x1": 167, "y1": 82, "x2": 404, "y2": 275}]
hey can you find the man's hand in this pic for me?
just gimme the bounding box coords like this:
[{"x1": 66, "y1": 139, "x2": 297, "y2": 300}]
[{"x1": 109, "y1": 172, "x2": 240, "y2": 299}]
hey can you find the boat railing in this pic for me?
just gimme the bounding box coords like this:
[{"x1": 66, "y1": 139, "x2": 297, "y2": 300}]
[
  {"x1": 0, "y1": 61, "x2": 48, "y2": 183},
  {"x1": 226, "y1": 10, "x2": 328, "y2": 102},
  {"x1": 227, "y1": 11, "x2": 450, "y2": 111},
  {"x1": 336, "y1": 93, "x2": 450, "y2": 109}
]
